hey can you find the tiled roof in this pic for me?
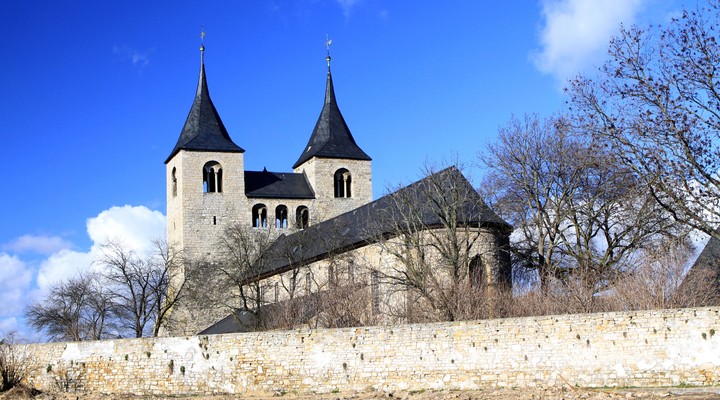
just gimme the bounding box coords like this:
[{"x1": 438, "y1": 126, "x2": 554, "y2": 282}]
[
  {"x1": 683, "y1": 232, "x2": 720, "y2": 293},
  {"x1": 165, "y1": 59, "x2": 244, "y2": 164},
  {"x1": 245, "y1": 169, "x2": 315, "y2": 199},
  {"x1": 292, "y1": 69, "x2": 371, "y2": 169},
  {"x1": 250, "y1": 167, "x2": 511, "y2": 281}
]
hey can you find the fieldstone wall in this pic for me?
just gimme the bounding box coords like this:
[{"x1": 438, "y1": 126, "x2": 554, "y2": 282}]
[{"x1": 19, "y1": 307, "x2": 720, "y2": 396}]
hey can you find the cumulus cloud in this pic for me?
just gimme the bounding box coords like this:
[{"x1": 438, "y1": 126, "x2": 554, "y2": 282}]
[
  {"x1": 0, "y1": 253, "x2": 33, "y2": 317},
  {"x1": 2, "y1": 234, "x2": 72, "y2": 255},
  {"x1": 34, "y1": 205, "x2": 166, "y2": 295},
  {"x1": 113, "y1": 45, "x2": 152, "y2": 69},
  {"x1": 86, "y1": 205, "x2": 166, "y2": 253},
  {"x1": 532, "y1": 0, "x2": 646, "y2": 82},
  {"x1": 35, "y1": 249, "x2": 93, "y2": 294}
]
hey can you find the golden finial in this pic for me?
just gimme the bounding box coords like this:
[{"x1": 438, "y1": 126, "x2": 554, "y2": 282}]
[{"x1": 325, "y1": 34, "x2": 333, "y2": 70}]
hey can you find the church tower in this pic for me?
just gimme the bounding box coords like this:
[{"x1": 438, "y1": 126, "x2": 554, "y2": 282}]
[
  {"x1": 293, "y1": 50, "x2": 372, "y2": 221},
  {"x1": 164, "y1": 41, "x2": 247, "y2": 335}
]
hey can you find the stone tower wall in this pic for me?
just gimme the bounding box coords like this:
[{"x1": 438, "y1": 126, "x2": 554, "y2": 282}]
[
  {"x1": 165, "y1": 150, "x2": 249, "y2": 336},
  {"x1": 294, "y1": 157, "x2": 372, "y2": 221},
  {"x1": 167, "y1": 150, "x2": 248, "y2": 258}
]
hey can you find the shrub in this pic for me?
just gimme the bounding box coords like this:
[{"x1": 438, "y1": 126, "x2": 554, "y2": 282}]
[{"x1": 0, "y1": 332, "x2": 30, "y2": 392}]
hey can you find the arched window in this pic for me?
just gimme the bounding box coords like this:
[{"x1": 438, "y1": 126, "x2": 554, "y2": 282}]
[
  {"x1": 275, "y1": 205, "x2": 288, "y2": 229},
  {"x1": 334, "y1": 168, "x2": 352, "y2": 198},
  {"x1": 171, "y1": 167, "x2": 177, "y2": 197},
  {"x1": 252, "y1": 204, "x2": 268, "y2": 228},
  {"x1": 203, "y1": 161, "x2": 223, "y2": 193},
  {"x1": 296, "y1": 206, "x2": 309, "y2": 229},
  {"x1": 469, "y1": 256, "x2": 485, "y2": 288}
]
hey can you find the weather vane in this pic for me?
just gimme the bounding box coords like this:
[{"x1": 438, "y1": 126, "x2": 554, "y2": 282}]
[
  {"x1": 325, "y1": 34, "x2": 333, "y2": 69},
  {"x1": 200, "y1": 26, "x2": 206, "y2": 62}
]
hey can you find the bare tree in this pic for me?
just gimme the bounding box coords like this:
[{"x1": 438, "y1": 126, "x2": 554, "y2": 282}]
[
  {"x1": 568, "y1": 1, "x2": 720, "y2": 240},
  {"x1": 481, "y1": 114, "x2": 684, "y2": 306},
  {"x1": 614, "y1": 238, "x2": 720, "y2": 310},
  {"x1": 148, "y1": 239, "x2": 187, "y2": 337},
  {"x1": 203, "y1": 224, "x2": 277, "y2": 330},
  {"x1": 480, "y1": 115, "x2": 573, "y2": 293},
  {"x1": 95, "y1": 239, "x2": 188, "y2": 338},
  {"x1": 370, "y1": 164, "x2": 511, "y2": 323},
  {"x1": 25, "y1": 272, "x2": 116, "y2": 341}
]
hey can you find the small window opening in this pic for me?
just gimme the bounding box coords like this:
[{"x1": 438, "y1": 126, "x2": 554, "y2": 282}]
[
  {"x1": 469, "y1": 255, "x2": 485, "y2": 288},
  {"x1": 334, "y1": 168, "x2": 352, "y2": 198},
  {"x1": 213, "y1": 216, "x2": 217, "y2": 226},
  {"x1": 275, "y1": 205, "x2": 288, "y2": 229},
  {"x1": 371, "y1": 271, "x2": 380, "y2": 315},
  {"x1": 290, "y1": 275, "x2": 297, "y2": 296},
  {"x1": 296, "y1": 206, "x2": 309, "y2": 229},
  {"x1": 328, "y1": 264, "x2": 336, "y2": 288},
  {"x1": 252, "y1": 204, "x2": 268, "y2": 228},
  {"x1": 348, "y1": 259, "x2": 355, "y2": 284},
  {"x1": 171, "y1": 167, "x2": 177, "y2": 197},
  {"x1": 202, "y1": 161, "x2": 223, "y2": 193},
  {"x1": 305, "y1": 272, "x2": 312, "y2": 295}
]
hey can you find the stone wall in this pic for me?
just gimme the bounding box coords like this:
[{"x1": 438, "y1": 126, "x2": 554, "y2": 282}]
[{"x1": 19, "y1": 307, "x2": 720, "y2": 396}]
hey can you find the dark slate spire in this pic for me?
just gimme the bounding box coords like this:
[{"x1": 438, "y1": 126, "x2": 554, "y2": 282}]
[
  {"x1": 292, "y1": 52, "x2": 371, "y2": 169},
  {"x1": 165, "y1": 42, "x2": 244, "y2": 164}
]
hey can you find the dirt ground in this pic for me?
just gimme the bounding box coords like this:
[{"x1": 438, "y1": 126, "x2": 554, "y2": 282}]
[{"x1": 3, "y1": 386, "x2": 720, "y2": 400}]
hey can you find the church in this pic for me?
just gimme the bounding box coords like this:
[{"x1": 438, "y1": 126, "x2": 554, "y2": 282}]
[{"x1": 163, "y1": 42, "x2": 512, "y2": 336}]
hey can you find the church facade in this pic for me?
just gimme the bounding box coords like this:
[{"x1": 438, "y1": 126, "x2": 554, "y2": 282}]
[{"x1": 163, "y1": 45, "x2": 512, "y2": 336}]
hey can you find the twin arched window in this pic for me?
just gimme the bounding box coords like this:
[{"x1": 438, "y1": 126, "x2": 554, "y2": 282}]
[
  {"x1": 203, "y1": 161, "x2": 223, "y2": 193},
  {"x1": 253, "y1": 204, "x2": 309, "y2": 229},
  {"x1": 334, "y1": 168, "x2": 352, "y2": 198},
  {"x1": 252, "y1": 204, "x2": 268, "y2": 228},
  {"x1": 275, "y1": 205, "x2": 288, "y2": 229}
]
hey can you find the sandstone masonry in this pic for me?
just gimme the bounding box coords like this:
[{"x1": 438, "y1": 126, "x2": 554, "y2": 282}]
[{"x1": 19, "y1": 307, "x2": 720, "y2": 396}]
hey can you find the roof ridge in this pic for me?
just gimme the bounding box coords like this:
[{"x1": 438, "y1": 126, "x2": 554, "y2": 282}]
[{"x1": 250, "y1": 167, "x2": 511, "y2": 281}]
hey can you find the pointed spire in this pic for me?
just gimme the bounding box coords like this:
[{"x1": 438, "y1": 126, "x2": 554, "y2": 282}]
[
  {"x1": 293, "y1": 41, "x2": 371, "y2": 169},
  {"x1": 165, "y1": 32, "x2": 244, "y2": 164}
]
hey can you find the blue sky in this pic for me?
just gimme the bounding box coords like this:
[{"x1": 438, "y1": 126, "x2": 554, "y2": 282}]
[{"x1": 0, "y1": 0, "x2": 683, "y2": 338}]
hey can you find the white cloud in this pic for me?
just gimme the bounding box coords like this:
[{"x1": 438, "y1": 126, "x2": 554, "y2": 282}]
[
  {"x1": 336, "y1": 0, "x2": 361, "y2": 17},
  {"x1": 3, "y1": 234, "x2": 72, "y2": 255},
  {"x1": 35, "y1": 249, "x2": 93, "y2": 293},
  {"x1": 86, "y1": 205, "x2": 166, "y2": 254},
  {"x1": 113, "y1": 45, "x2": 152, "y2": 68},
  {"x1": 0, "y1": 253, "x2": 32, "y2": 317},
  {"x1": 0, "y1": 317, "x2": 18, "y2": 336},
  {"x1": 34, "y1": 205, "x2": 166, "y2": 295},
  {"x1": 532, "y1": 0, "x2": 646, "y2": 82},
  {"x1": 0, "y1": 205, "x2": 166, "y2": 339}
]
